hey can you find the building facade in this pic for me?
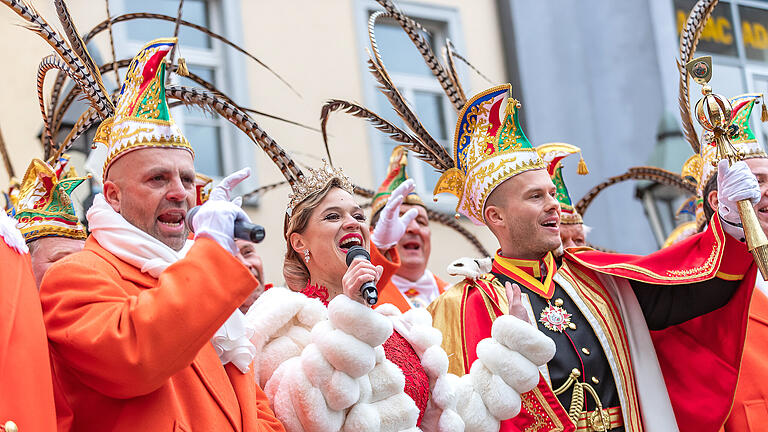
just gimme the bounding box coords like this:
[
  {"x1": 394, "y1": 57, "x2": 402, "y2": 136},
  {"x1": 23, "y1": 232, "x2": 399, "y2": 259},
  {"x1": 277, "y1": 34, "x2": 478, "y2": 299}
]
[{"x1": 1, "y1": 0, "x2": 765, "y2": 283}]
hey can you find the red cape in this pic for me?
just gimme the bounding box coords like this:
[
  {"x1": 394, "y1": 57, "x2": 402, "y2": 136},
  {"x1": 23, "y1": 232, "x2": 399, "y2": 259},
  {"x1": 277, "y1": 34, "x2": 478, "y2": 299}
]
[{"x1": 564, "y1": 216, "x2": 754, "y2": 432}]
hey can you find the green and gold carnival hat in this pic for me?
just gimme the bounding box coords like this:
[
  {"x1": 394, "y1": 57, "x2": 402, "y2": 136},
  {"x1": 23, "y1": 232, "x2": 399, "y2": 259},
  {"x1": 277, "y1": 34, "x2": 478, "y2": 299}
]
[
  {"x1": 434, "y1": 84, "x2": 545, "y2": 225},
  {"x1": 371, "y1": 145, "x2": 424, "y2": 218},
  {"x1": 535, "y1": 143, "x2": 588, "y2": 224},
  {"x1": 9, "y1": 155, "x2": 88, "y2": 243},
  {"x1": 683, "y1": 93, "x2": 767, "y2": 227},
  {"x1": 95, "y1": 38, "x2": 192, "y2": 180}
]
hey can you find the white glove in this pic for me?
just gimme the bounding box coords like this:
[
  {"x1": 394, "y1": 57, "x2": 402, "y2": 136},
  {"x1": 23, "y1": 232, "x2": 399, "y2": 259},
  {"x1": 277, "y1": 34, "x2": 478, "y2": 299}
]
[
  {"x1": 210, "y1": 167, "x2": 250, "y2": 202},
  {"x1": 465, "y1": 315, "x2": 555, "y2": 423},
  {"x1": 192, "y1": 199, "x2": 251, "y2": 255},
  {"x1": 717, "y1": 159, "x2": 760, "y2": 240},
  {"x1": 371, "y1": 179, "x2": 419, "y2": 249},
  {"x1": 193, "y1": 167, "x2": 252, "y2": 254}
]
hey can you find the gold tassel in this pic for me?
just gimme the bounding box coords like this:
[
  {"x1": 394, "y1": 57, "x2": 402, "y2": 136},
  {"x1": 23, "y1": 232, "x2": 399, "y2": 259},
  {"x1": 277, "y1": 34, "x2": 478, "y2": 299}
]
[
  {"x1": 761, "y1": 99, "x2": 768, "y2": 122},
  {"x1": 577, "y1": 153, "x2": 589, "y2": 175},
  {"x1": 177, "y1": 57, "x2": 189, "y2": 77}
]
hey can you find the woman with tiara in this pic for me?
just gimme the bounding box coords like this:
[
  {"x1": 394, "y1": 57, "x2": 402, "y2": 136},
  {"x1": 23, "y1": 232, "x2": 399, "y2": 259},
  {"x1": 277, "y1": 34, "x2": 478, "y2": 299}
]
[{"x1": 243, "y1": 157, "x2": 557, "y2": 431}]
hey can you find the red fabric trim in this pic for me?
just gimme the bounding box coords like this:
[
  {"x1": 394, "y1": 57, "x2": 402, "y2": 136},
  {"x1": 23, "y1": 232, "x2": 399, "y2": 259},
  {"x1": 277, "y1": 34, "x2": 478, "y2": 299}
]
[
  {"x1": 564, "y1": 216, "x2": 748, "y2": 284},
  {"x1": 649, "y1": 266, "x2": 756, "y2": 432},
  {"x1": 564, "y1": 218, "x2": 755, "y2": 432},
  {"x1": 502, "y1": 375, "x2": 576, "y2": 431}
]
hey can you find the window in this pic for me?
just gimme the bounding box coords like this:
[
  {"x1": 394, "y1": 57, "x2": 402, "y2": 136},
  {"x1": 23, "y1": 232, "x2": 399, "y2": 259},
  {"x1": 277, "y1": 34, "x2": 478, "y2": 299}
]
[
  {"x1": 674, "y1": 0, "x2": 768, "y2": 138},
  {"x1": 113, "y1": 0, "x2": 254, "y2": 187},
  {"x1": 356, "y1": 1, "x2": 463, "y2": 208}
]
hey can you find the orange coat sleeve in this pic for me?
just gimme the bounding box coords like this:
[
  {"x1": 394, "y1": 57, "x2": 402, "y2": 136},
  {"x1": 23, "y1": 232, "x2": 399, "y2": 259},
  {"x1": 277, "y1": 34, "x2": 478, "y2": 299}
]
[
  {"x1": 0, "y1": 243, "x2": 56, "y2": 431},
  {"x1": 40, "y1": 238, "x2": 258, "y2": 399},
  {"x1": 370, "y1": 244, "x2": 401, "y2": 288}
]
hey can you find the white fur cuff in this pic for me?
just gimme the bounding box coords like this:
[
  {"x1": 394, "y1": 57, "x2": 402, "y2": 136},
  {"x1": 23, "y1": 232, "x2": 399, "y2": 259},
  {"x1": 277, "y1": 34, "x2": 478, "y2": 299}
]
[
  {"x1": 470, "y1": 360, "x2": 522, "y2": 420},
  {"x1": 490, "y1": 315, "x2": 556, "y2": 366},
  {"x1": 476, "y1": 338, "x2": 539, "y2": 394},
  {"x1": 328, "y1": 294, "x2": 393, "y2": 346}
]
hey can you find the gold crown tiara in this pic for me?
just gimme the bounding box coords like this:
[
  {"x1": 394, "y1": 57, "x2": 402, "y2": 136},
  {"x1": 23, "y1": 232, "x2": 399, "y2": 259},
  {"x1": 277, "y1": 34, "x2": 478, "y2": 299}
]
[{"x1": 286, "y1": 159, "x2": 354, "y2": 216}]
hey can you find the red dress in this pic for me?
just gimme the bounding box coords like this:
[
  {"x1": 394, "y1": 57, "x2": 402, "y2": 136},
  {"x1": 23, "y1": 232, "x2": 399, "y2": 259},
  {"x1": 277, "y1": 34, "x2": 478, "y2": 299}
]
[{"x1": 301, "y1": 282, "x2": 430, "y2": 425}]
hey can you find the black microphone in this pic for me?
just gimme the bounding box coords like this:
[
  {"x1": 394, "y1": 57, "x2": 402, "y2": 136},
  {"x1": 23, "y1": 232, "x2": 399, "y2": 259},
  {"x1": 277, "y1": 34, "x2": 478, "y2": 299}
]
[
  {"x1": 186, "y1": 205, "x2": 266, "y2": 243},
  {"x1": 345, "y1": 245, "x2": 378, "y2": 306}
]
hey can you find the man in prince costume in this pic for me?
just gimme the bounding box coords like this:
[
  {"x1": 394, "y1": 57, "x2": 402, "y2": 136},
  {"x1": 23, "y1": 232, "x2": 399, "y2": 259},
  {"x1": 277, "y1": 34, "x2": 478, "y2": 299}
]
[{"x1": 429, "y1": 84, "x2": 760, "y2": 432}]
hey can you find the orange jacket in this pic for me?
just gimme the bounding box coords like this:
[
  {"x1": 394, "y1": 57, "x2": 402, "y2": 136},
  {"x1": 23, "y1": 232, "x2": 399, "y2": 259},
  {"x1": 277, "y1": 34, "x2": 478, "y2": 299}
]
[
  {"x1": 39, "y1": 236, "x2": 284, "y2": 432},
  {"x1": 371, "y1": 245, "x2": 447, "y2": 312},
  {"x1": 721, "y1": 287, "x2": 768, "y2": 431},
  {"x1": 0, "y1": 241, "x2": 56, "y2": 432}
]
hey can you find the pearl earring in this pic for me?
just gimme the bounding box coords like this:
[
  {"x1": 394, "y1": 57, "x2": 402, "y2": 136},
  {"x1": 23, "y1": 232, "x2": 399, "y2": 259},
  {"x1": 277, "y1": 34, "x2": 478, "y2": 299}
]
[{"x1": 304, "y1": 249, "x2": 310, "y2": 263}]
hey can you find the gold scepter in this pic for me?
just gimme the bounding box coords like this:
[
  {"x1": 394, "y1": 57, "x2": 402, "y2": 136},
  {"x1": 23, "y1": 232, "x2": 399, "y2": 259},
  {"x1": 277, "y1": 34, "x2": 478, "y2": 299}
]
[{"x1": 687, "y1": 56, "x2": 768, "y2": 278}]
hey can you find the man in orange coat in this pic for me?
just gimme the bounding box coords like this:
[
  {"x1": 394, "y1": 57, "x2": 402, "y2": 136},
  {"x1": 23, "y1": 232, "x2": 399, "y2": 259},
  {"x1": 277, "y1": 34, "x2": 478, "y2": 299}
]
[
  {"x1": 0, "y1": 211, "x2": 56, "y2": 432},
  {"x1": 369, "y1": 146, "x2": 447, "y2": 311},
  {"x1": 40, "y1": 38, "x2": 283, "y2": 432}
]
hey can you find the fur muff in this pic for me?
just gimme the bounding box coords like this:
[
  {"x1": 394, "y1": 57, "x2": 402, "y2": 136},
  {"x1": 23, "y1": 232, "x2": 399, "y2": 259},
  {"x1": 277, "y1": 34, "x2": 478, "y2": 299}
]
[
  {"x1": 454, "y1": 376, "x2": 499, "y2": 432},
  {"x1": 300, "y1": 344, "x2": 359, "y2": 411},
  {"x1": 315, "y1": 325, "x2": 377, "y2": 378},
  {"x1": 343, "y1": 403, "x2": 381, "y2": 432},
  {"x1": 475, "y1": 339, "x2": 539, "y2": 393},
  {"x1": 286, "y1": 367, "x2": 345, "y2": 432},
  {"x1": 327, "y1": 294, "x2": 393, "y2": 346},
  {"x1": 469, "y1": 361, "x2": 522, "y2": 420},
  {"x1": 373, "y1": 392, "x2": 421, "y2": 432},
  {"x1": 368, "y1": 359, "x2": 406, "y2": 403},
  {"x1": 490, "y1": 315, "x2": 556, "y2": 366}
]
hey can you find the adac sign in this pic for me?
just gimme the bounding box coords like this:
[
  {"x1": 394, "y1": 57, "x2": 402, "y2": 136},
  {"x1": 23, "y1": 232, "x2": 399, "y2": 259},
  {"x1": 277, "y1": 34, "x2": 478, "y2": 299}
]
[{"x1": 675, "y1": 0, "x2": 768, "y2": 62}]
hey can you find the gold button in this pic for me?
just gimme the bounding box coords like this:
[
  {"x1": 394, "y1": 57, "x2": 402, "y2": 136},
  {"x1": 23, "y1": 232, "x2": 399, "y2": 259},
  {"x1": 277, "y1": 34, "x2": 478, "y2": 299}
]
[
  {"x1": 571, "y1": 368, "x2": 582, "y2": 378},
  {"x1": 4, "y1": 421, "x2": 18, "y2": 432},
  {"x1": 591, "y1": 376, "x2": 600, "y2": 385},
  {"x1": 554, "y1": 298, "x2": 564, "y2": 307},
  {"x1": 581, "y1": 348, "x2": 590, "y2": 355},
  {"x1": 568, "y1": 322, "x2": 577, "y2": 330}
]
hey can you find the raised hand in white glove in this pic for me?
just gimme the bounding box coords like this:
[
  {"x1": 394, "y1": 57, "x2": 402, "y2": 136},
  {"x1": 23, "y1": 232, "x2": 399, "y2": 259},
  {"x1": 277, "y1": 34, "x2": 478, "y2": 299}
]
[
  {"x1": 717, "y1": 159, "x2": 760, "y2": 240},
  {"x1": 210, "y1": 167, "x2": 250, "y2": 201},
  {"x1": 371, "y1": 178, "x2": 419, "y2": 249},
  {"x1": 192, "y1": 168, "x2": 252, "y2": 255}
]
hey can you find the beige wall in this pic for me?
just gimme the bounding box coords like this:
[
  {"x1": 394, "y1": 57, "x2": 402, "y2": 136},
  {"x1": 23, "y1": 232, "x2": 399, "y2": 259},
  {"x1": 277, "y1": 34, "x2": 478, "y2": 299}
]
[{"x1": 0, "y1": 0, "x2": 505, "y2": 286}]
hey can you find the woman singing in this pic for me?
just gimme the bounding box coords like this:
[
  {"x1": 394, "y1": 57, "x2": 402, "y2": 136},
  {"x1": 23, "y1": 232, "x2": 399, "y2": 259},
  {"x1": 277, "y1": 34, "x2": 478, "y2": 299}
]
[{"x1": 245, "y1": 161, "x2": 556, "y2": 431}]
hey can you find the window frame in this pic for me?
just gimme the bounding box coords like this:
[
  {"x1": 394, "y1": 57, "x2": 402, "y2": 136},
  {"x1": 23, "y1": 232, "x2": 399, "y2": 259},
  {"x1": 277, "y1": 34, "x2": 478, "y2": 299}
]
[
  {"x1": 112, "y1": 0, "x2": 258, "y2": 198},
  {"x1": 354, "y1": 0, "x2": 466, "y2": 211}
]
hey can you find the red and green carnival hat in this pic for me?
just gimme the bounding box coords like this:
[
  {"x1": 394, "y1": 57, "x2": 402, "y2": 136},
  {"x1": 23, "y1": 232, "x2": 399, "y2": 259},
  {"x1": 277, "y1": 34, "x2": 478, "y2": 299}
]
[
  {"x1": 535, "y1": 143, "x2": 588, "y2": 224},
  {"x1": 371, "y1": 145, "x2": 424, "y2": 218}
]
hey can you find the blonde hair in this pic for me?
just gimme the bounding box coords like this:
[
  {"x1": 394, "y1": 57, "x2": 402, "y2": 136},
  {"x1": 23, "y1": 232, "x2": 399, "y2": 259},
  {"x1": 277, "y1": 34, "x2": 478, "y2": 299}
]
[{"x1": 283, "y1": 179, "x2": 347, "y2": 290}]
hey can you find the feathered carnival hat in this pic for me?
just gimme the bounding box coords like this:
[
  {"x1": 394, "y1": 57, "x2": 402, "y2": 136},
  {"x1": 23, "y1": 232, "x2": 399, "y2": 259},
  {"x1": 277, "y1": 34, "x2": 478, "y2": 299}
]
[
  {"x1": 9, "y1": 155, "x2": 88, "y2": 243},
  {"x1": 681, "y1": 93, "x2": 767, "y2": 227},
  {"x1": 94, "y1": 38, "x2": 193, "y2": 180},
  {"x1": 434, "y1": 84, "x2": 546, "y2": 225},
  {"x1": 371, "y1": 146, "x2": 424, "y2": 217},
  {"x1": 535, "y1": 143, "x2": 589, "y2": 224}
]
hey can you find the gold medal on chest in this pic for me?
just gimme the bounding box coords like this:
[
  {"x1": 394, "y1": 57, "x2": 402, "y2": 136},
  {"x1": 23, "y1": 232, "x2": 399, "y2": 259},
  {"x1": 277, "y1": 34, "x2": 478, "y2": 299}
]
[{"x1": 539, "y1": 298, "x2": 572, "y2": 332}]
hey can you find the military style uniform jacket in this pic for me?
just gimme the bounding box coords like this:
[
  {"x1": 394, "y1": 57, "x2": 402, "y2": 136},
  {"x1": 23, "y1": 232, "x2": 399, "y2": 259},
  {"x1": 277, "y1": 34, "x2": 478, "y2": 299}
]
[{"x1": 429, "y1": 217, "x2": 755, "y2": 432}]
